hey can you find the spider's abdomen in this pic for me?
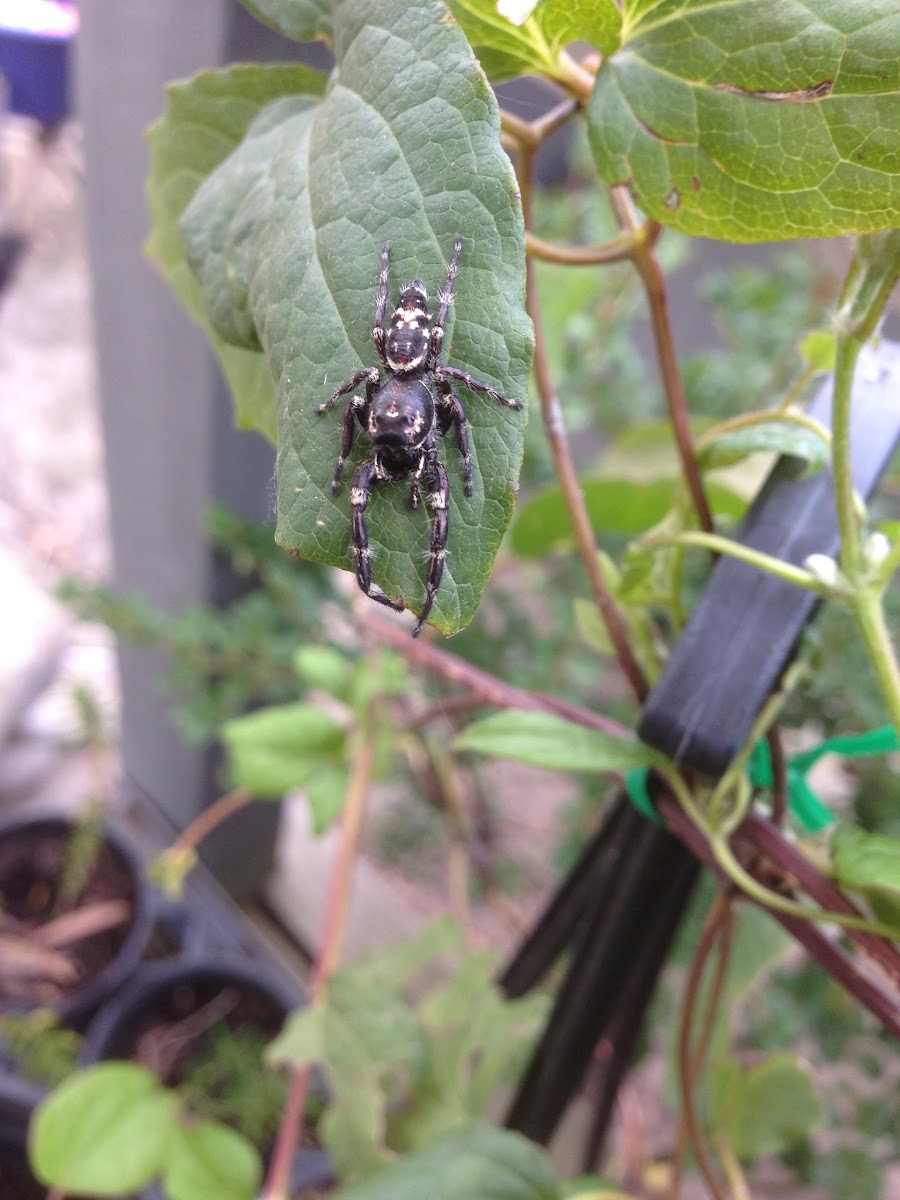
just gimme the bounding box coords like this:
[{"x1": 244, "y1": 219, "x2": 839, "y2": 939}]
[
  {"x1": 385, "y1": 282, "x2": 430, "y2": 371},
  {"x1": 368, "y1": 376, "x2": 435, "y2": 453}
]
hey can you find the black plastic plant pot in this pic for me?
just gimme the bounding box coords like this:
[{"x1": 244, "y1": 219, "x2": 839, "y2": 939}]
[
  {"x1": 79, "y1": 956, "x2": 301, "y2": 1064},
  {"x1": 0, "y1": 812, "x2": 154, "y2": 1028},
  {"x1": 80, "y1": 957, "x2": 332, "y2": 1196},
  {"x1": 0, "y1": 1073, "x2": 48, "y2": 1200}
]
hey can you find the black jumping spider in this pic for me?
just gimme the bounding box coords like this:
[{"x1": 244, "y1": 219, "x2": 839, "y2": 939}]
[{"x1": 318, "y1": 235, "x2": 521, "y2": 637}]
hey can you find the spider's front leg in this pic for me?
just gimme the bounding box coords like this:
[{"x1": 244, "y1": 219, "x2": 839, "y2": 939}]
[
  {"x1": 373, "y1": 243, "x2": 391, "y2": 367},
  {"x1": 428, "y1": 234, "x2": 463, "y2": 368},
  {"x1": 317, "y1": 367, "x2": 380, "y2": 494},
  {"x1": 437, "y1": 364, "x2": 522, "y2": 411},
  {"x1": 349, "y1": 459, "x2": 405, "y2": 613},
  {"x1": 412, "y1": 454, "x2": 450, "y2": 638}
]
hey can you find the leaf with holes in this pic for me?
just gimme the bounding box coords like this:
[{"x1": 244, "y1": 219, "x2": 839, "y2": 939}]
[
  {"x1": 182, "y1": 0, "x2": 531, "y2": 637},
  {"x1": 588, "y1": 0, "x2": 900, "y2": 241},
  {"x1": 447, "y1": 0, "x2": 621, "y2": 82},
  {"x1": 146, "y1": 64, "x2": 327, "y2": 441},
  {"x1": 238, "y1": 0, "x2": 332, "y2": 41}
]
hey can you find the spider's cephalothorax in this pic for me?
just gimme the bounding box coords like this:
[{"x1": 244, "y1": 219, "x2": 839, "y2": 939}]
[{"x1": 318, "y1": 235, "x2": 521, "y2": 637}]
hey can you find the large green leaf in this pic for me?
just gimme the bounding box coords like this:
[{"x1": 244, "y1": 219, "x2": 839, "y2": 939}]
[
  {"x1": 146, "y1": 64, "x2": 327, "y2": 441},
  {"x1": 164, "y1": 1119, "x2": 261, "y2": 1200},
  {"x1": 455, "y1": 710, "x2": 665, "y2": 773},
  {"x1": 30, "y1": 1064, "x2": 177, "y2": 1194},
  {"x1": 588, "y1": 0, "x2": 900, "y2": 241},
  {"x1": 221, "y1": 701, "x2": 347, "y2": 796},
  {"x1": 182, "y1": 0, "x2": 532, "y2": 636},
  {"x1": 238, "y1": 0, "x2": 332, "y2": 41},
  {"x1": 332, "y1": 1123, "x2": 561, "y2": 1200}
]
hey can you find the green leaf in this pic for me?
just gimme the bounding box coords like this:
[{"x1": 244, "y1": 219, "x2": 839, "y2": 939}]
[
  {"x1": 306, "y1": 766, "x2": 349, "y2": 834},
  {"x1": 831, "y1": 825, "x2": 900, "y2": 931},
  {"x1": 222, "y1": 701, "x2": 346, "y2": 796},
  {"x1": 588, "y1": 1, "x2": 900, "y2": 241},
  {"x1": 295, "y1": 644, "x2": 352, "y2": 698},
  {"x1": 710, "y1": 1054, "x2": 822, "y2": 1160},
  {"x1": 266, "y1": 1003, "x2": 326, "y2": 1069},
  {"x1": 511, "y1": 477, "x2": 745, "y2": 557},
  {"x1": 698, "y1": 420, "x2": 830, "y2": 473},
  {"x1": 455, "y1": 710, "x2": 665, "y2": 773},
  {"x1": 799, "y1": 329, "x2": 837, "y2": 372},
  {"x1": 164, "y1": 1118, "x2": 261, "y2": 1200},
  {"x1": 182, "y1": 1, "x2": 532, "y2": 637},
  {"x1": 146, "y1": 64, "x2": 327, "y2": 441},
  {"x1": 30, "y1": 1063, "x2": 177, "y2": 1193},
  {"x1": 448, "y1": 0, "x2": 621, "y2": 82},
  {"x1": 332, "y1": 1123, "x2": 562, "y2": 1200},
  {"x1": 536, "y1": 1, "x2": 622, "y2": 59},
  {"x1": 237, "y1": 0, "x2": 332, "y2": 42}
]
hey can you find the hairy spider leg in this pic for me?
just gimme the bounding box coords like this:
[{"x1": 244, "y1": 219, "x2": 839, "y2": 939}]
[
  {"x1": 428, "y1": 233, "x2": 463, "y2": 367},
  {"x1": 436, "y1": 380, "x2": 473, "y2": 496},
  {"x1": 412, "y1": 454, "x2": 450, "y2": 637},
  {"x1": 437, "y1": 364, "x2": 522, "y2": 410},
  {"x1": 349, "y1": 459, "x2": 405, "y2": 613},
  {"x1": 373, "y1": 243, "x2": 391, "y2": 366},
  {"x1": 317, "y1": 368, "x2": 381, "y2": 494}
]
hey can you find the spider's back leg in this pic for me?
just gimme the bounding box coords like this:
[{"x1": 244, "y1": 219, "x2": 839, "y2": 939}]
[
  {"x1": 349, "y1": 459, "x2": 405, "y2": 613},
  {"x1": 437, "y1": 381, "x2": 473, "y2": 496},
  {"x1": 412, "y1": 454, "x2": 450, "y2": 637}
]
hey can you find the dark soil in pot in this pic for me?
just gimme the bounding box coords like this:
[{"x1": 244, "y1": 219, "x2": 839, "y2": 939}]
[
  {"x1": 0, "y1": 815, "x2": 153, "y2": 1027},
  {"x1": 82, "y1": 958, "x2": 308, "y2": 1153}
]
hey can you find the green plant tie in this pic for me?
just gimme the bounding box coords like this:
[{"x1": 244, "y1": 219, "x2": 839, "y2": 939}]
[
  {"x1": 749, "y1": 724, "x2": 899, "y2": 833},
  {"x1": 626, "y1": 725, "x2": 899, "y2": 832},
  {"x1": 623, "y1": 768, "x2": 664, "y2": 825}
]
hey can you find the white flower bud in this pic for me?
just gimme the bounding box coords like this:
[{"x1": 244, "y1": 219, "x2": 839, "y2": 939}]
[
  {"x1": 863, "y1": 531, "x2": 890, "y2": 567},
  {"x1": 804, "y1": 553, "x2": 839, "y2": 587}
]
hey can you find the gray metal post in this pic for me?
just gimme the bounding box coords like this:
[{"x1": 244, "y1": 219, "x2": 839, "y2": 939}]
[{"x1": 75, "y1": 1, "x2": 289, "y2": 893}]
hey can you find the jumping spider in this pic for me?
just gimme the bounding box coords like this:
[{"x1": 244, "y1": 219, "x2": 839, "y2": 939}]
[{"x1": 318, "y1": 234, "x2": 522, "y2": 637}]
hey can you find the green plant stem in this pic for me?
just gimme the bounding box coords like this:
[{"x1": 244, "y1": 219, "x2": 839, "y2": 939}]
[
  {"x1": 831, "y1": 334, "x2": 864, "y2": 569},
  {"x1": 261, "y1": 722, "x2": 376, "y2": 1200},
  {"x1": 525, "y1": 223, "x2": 660, "y2": 266},
  {"x1": 664, "y1": 767, "x2": 900, "y2": 942},
  {"x1": 519, "y1": 144, "x2": 650, "y2": 703},
  {"x1": 658, "y1": 794, "x2": 900, "y2": 1035},
  {"x1": 650, "y1": 530, "x2": 837, "y2": 597},
  {"x1": 609, "y1": 186, "x2": 714, "y2": 535},
  {"x1": 695, "y1": 406, "x2": 831, "y2": 454},
  {"x1": 165, "y1": 787, "x2": 253, "y2": 858},
  {"x1": 852, "y1": 587, "x2": 900, "y2": 734}
]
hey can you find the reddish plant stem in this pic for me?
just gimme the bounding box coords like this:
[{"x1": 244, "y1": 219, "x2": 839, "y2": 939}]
[
  {"x1": 656, "y1": 793, "x2": 900, "y2": 1037},
  {"x1": 262, "y1": 729, "x2": 375, "y2": 1200},
  {"x1": 360, "y1": 611, "x2": 632, "y2": 737},
  {"x1": 675, "y1": 895, "x2": 734, "y2": 1200},
  {"x1": 609, "y1": 188, "x2": 714, "y2": 534},
  {"x1": 743, "y1": 811, "x2": 900, "y2": 986},
  {"x1": 519, "y1": 145, "x2": 649, "y2": 703},
  {"x1": 765, "y1": 726, "x2": 788, "y2": 827}
]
